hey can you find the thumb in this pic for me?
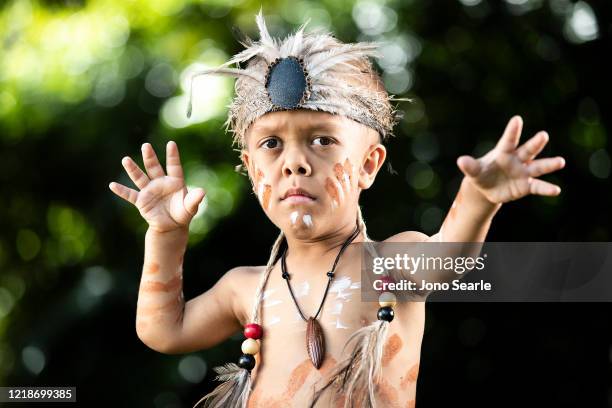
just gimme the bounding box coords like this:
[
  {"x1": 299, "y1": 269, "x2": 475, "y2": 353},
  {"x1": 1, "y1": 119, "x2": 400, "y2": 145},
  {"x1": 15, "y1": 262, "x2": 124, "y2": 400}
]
[
  {"x1": 184, "y1": 188, "x2": 206, "y2": 216},
  {"x1": 457, "y1": 155, "x2": 481, "y2": 178}
]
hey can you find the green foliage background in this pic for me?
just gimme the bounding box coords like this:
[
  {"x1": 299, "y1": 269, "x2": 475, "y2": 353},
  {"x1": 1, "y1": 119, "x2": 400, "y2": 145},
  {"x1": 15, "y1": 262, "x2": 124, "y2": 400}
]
[{"x1": 0, "y1": 0, "x2": 609, "y2": 406}]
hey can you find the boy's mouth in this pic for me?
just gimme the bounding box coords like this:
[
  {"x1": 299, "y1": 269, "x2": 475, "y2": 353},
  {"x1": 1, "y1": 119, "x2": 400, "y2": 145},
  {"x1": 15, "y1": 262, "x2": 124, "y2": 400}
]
[{"x1": 281, "y1": 187, "x2": 316, "y2": 203}]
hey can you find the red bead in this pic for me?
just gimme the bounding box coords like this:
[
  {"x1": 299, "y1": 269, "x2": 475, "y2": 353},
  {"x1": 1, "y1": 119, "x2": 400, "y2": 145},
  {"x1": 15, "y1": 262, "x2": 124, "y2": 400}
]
[
  {"x1": 244, "y1": 323, "x2": 263, "y2": 339},
  {"x1": 380, "y1": 275, "x2": 395, "y2": 284},
  {"x1": 377, "y1": 275, "x2": 396, "y2": 291}
]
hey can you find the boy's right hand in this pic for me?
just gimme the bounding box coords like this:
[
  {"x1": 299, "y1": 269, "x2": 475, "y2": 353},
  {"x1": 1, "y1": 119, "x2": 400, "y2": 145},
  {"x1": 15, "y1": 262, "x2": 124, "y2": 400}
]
[{"x1": 109, "y1": 141, "x2": 206, "y2": 233}]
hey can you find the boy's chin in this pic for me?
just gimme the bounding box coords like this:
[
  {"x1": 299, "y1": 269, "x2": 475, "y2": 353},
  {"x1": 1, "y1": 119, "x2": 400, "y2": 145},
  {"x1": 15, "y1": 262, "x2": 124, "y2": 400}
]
[{"x1": 271, "y1": 211, "x2": 321, "y2": 235}]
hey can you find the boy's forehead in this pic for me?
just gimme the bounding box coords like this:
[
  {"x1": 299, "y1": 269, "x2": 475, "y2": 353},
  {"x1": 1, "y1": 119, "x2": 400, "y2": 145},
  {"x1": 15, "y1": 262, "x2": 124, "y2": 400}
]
[
  {"x1": 243, "y1": 109, "x2": 381, "y2": 147},
  {"x1": 249, "y1": 110, "x2": 345, "y2": 134}
]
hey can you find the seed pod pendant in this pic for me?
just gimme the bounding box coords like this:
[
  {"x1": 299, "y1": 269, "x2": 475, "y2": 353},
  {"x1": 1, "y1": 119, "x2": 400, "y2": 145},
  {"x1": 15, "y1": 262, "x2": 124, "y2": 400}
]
[{"x1": 306, "y1": 317, "x2": 325, "y2": 369}]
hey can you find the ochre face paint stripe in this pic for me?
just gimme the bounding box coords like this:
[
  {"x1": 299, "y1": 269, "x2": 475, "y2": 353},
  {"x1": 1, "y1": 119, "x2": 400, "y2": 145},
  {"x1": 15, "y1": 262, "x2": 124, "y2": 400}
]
[
  {"x1": 333, "y1": 163, "x2": 344, "y2": 183},
  {"x1": 262, "y1": 184, "x2": 272, "y2": 210},
  {"x1": 325, "y1": 178, "x2": 339, "y2": 206},
  {"x1": 343, "y1": 158, "x2": 353, "y2": 187},
  {"x1": 332, "y1": 178, "x2": 344, "y2": 202}
]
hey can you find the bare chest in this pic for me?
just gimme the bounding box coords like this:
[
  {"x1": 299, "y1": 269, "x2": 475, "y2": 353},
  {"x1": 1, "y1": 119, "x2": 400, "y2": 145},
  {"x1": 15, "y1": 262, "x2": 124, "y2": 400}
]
[{"x1": 243, "y1": 267, "x2": 424, "y2": 407}]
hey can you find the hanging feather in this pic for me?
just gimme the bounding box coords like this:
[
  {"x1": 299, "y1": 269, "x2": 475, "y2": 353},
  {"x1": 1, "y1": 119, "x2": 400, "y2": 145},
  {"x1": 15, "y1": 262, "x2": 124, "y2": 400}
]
[
  {"x1": 192, "y1": 363, "x2": 252, "y2": 408},
  {"x1": 306, "y1": 317, "x2": 326, "y2": 369},
  {"x1": 309, "y1": 320, "x2": 389, "y2": 408},
  {"x1": 186, "y1": 67, "x2": 264, "y2": 119}
]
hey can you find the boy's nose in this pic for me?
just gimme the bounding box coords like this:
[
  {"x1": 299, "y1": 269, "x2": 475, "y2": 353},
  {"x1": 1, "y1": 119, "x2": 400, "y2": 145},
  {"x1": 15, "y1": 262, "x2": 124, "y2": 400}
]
[{"x1": 282, "y1": 152, "x2": 311, "y2": 177}]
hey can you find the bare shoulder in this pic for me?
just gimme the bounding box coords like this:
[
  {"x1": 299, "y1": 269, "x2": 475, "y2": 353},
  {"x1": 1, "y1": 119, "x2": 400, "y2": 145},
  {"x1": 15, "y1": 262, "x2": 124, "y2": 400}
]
[
  {"x1": 223, "y1": 265, "x2": 267, "y2": 325},
  {"x1": 383, "y1": 230, "x2": 430, "y2": 243}
]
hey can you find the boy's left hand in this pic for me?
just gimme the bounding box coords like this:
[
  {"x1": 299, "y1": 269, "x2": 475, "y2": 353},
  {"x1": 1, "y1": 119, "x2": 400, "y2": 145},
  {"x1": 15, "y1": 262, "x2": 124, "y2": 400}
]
[{"x1": 456, "y1": 115, "x2": 566, "y2": 204}]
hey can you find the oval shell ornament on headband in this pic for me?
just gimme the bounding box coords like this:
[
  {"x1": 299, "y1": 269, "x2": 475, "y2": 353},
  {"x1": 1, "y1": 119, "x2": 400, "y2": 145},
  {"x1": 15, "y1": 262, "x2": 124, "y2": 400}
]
[{"x1": 265, "y1": 56, "x2": 312, "y2": 109}]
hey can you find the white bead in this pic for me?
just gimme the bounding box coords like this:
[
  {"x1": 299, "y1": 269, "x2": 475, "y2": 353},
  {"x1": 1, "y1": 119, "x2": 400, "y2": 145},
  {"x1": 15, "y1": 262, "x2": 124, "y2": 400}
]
[
  {"x1": 379, "y1": 291, "x2": 397, "y2": 307},
  {"x1": 241, "y1": 338, "x2": 260, "y2": 355}
]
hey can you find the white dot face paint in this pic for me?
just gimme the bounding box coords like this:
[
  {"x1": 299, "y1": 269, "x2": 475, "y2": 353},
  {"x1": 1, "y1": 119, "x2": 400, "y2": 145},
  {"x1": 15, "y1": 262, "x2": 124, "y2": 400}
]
[
  {"x1": 342, "y1": 172, "x2": 351, "y2": 190},
  {"x1": 290, "y1": 211, "x2": 299, "y2": 225},
  {"x1": 302, "y1": 214, "x2": 313, "y2": 228},
  {"x1": 289, "y1": 210, "x2": 315, "y2": 228},
  {"x1": 333, "y1": 179, "x2": 345, "y2": 203},
  {"x1": 257, "y1": 182, "x2": 265, "y2": 202}
]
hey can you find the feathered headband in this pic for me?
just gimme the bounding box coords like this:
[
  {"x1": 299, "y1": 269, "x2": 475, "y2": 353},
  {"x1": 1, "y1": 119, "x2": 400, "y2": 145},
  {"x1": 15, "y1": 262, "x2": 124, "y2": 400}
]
[{"x1": 186, "y1": 9, "x2": 408, "y2": 148}]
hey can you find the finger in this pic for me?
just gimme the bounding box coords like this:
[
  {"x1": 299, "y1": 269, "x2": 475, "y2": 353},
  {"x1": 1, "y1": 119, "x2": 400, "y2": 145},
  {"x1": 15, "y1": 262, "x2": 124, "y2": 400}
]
[
  {"x1": 527, "y1": 156, "x2": 565, "y2": 178},
  {"x1": 109, "y1": 182, "x2": 139, "y2": 205},
  {"x1": 457, "y1": 155, "x2": 481, "y2": 178},
  {"x1": 121, "y1": 156, "x2": 150, "y2": 190},
  {"x1": 528, "y1": 178, "x2": 561, "y2": 196},
  {"x1": 141, "y1": 143, "x2": 166, "y2": 179},
  {"x1": 496, "y1": 115, "x2": 523, "y2": 153},
  {"x1": 166, "y1": 141, "x2": 184, "y2": 179},
  {"x1": 517, "y1": 131, "x2": 549, "y2": 162},
  {"x1": 184, "y1": 188, "x2": 206, "y2": 216}
]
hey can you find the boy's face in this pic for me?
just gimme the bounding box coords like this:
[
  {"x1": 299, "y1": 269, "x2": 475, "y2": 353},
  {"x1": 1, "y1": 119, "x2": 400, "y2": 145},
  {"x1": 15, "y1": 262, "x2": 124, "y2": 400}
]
[{"x1": 241, "y1": 109, "x2": 386, "y2": 237}]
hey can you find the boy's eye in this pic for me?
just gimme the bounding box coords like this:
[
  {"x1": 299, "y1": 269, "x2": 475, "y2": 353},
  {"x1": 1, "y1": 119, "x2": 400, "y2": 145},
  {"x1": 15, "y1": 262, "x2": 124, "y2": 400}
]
[
  {"x1": 313, "y1": 136, "x2": 334, "y2": 146},
  {"x1": 261, "y1": 138, "x2": 280, "y2": 149}
]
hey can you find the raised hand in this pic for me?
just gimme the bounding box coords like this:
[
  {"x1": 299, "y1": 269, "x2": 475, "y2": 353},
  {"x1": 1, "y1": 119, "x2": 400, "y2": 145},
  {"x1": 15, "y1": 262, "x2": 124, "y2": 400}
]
[
  {"x1": 456, "y1": 116, "x2": 565, "y2": 204},
  {"x1": 109, "y1": 141, "x2": 206, "y2": 233}
]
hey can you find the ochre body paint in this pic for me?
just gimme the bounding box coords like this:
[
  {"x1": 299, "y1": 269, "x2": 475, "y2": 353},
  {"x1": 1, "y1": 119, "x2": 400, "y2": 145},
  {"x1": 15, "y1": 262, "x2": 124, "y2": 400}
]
[
  {"x1": 400, "y1": 363, "x2": 420, "y2": 389},
  {"x1": 137, "y1": 294, "x2": 182, "y2": 315},
  {"x1": 247, "y1": 355, "x2": 338, "y2": 407},
  {"x1": 141, "y1": 273, "x2": 182, "y2": 293},
  {"x1": 253, "y1": 167, "x2": 272, "y2": 211},
  {"x1": 382, "y1": 333, "x2": 403, "y2": 366},
  {"x1": 325, "y1": 158, "x2": 355, "y2": 210},
  {"x1": 375, "y1": 378, "x2": 400, "y2": 408}
]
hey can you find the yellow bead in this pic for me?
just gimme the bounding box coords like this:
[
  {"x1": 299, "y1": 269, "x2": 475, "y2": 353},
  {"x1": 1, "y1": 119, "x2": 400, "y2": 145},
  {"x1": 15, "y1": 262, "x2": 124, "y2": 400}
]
[
  {"x1": 241, "y1": 338, "x2": 260, "y2": 355},
  {"x1": 379, "y1": 291, "x2": 397, "y2": 307}
]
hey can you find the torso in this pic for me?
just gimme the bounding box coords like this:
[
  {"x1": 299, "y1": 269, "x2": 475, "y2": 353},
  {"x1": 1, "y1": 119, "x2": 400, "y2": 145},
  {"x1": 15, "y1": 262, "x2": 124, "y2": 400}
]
[{"x1": 237, "y1": 244, "x2": 425, "y2": 408}]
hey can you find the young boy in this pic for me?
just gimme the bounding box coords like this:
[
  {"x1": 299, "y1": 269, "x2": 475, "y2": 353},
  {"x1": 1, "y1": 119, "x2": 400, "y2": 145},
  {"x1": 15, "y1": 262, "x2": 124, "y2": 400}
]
[{"x1": 108, "y1": 11, "x2": 565, "y2": 408}]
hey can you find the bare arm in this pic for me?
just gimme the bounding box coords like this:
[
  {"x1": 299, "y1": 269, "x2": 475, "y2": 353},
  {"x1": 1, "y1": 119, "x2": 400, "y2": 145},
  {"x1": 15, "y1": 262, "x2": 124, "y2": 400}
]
[
  {"x1": 385, "y1": 116, "x2": 565, "y2": 286},
  {"x1": 110, "y1": 141, "x2": 242, "y2": 354},
  {"x1": 134, "y1": 227, "x2": 243, "y2": 354}
]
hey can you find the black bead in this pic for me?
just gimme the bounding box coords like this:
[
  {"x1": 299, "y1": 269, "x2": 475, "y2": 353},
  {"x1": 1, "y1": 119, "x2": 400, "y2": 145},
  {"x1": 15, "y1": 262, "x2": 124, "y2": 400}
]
[
  {"x1": 282, "y1": 272, "x2": 290, "y2": 280},
  {"x1": 326, "y1": 271, "x2": 334, "y2": 278},
  {"x1": 377, "y1": 306, "x2": 394, "y2": 322},
  {"x1": 238, "y1": 353, "x2": 256, "y2": 371}
]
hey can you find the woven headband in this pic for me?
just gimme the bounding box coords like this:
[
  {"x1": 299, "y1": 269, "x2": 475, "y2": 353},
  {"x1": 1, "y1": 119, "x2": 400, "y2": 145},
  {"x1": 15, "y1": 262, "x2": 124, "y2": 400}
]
[{"x1": 186, "y1": 9, "x2": 409, "y2": 148}]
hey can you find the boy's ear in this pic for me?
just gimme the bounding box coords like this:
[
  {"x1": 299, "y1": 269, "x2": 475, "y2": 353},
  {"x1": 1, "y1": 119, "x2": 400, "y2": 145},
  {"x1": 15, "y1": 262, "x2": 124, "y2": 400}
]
[
  {"x1": 358, "y1": 143, "x2": 387, "y2": 190},
  {"x1": 241, "y1": 150, "x2": 251, "y2": 173}
]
